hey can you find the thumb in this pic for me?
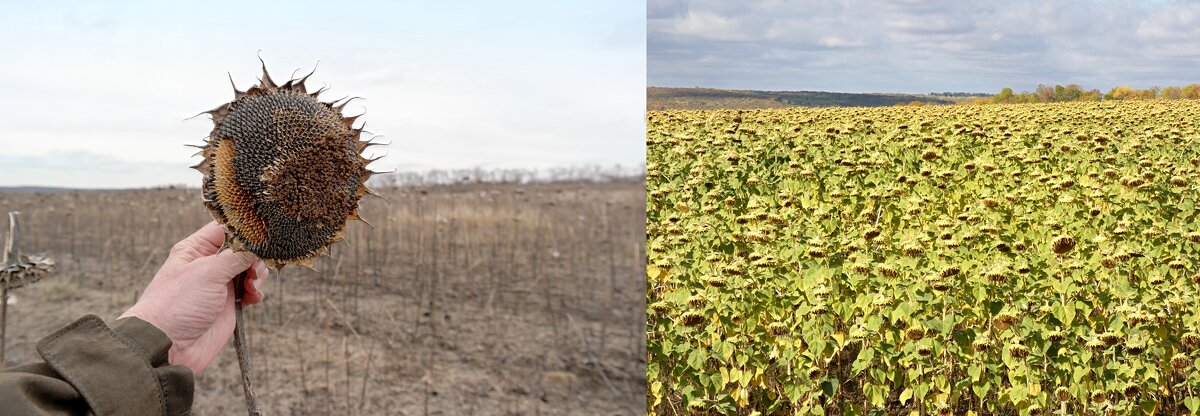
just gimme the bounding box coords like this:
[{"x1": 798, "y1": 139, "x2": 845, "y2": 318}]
[{"x1": 198, "y1": 249, "x2": 259, "y2": 281}]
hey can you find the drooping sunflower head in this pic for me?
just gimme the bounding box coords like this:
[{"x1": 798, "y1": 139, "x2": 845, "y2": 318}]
[{"x1": 194, "y1": 60, "x2": 381, "y2": 269}]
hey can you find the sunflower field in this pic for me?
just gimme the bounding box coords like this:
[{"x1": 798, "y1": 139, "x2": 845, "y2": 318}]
[{"x1": 646, "y1": 101, "x2": 1200, "y2": 415}]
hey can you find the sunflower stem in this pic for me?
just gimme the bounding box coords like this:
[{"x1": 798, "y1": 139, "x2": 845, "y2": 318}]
[{"x1": 233, "y1": 270, "x2": 263, "y2": 416}]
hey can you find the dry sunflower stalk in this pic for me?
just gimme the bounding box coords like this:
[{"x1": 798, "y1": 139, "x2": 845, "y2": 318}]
[{"x1": 1, "y1": 212, "x2": 57, "y2": 369}]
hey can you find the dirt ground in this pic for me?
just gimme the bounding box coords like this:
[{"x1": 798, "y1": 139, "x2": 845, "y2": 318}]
[{"x1": 0, "y1": 181, "x2": 646, "y2": 415}]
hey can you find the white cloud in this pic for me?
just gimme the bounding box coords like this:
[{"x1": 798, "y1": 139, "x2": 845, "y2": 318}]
[
  {"x1": 660, "y1": 9, "x2": 750, "y2": 41},
  {"x1": 884, "y1": 17, "x2": 974, "y2": 34},
  {"x1": 817, "y1": 36, "x2": 865, "y2": 48}
]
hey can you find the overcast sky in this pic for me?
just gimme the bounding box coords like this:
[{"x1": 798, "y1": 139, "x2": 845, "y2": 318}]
[
  {"x1": 650, "y1": 0, "x2": 1200, "y2": 94},
  {"x1": 0, "y1": 0, "x2": 644, "y2": 188}
]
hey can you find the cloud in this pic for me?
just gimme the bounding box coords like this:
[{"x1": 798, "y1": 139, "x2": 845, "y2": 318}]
[
  {"x1": 817, "y1": 36, "x2": 866, "y2": 48},
  {"x1": 662, "y1": 10, "x2": 749, "y2": 41},
  {"x1": 649, "y1": 0, "x2": 1200, "y2": 93},
  {"x1": 884, "y1": 17, "x2": 974, "y2": 35}
]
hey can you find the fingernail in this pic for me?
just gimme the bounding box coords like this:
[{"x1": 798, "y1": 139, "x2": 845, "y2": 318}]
[{"x1": 251, "y1": 277, "x2": 261, "y2": 292}]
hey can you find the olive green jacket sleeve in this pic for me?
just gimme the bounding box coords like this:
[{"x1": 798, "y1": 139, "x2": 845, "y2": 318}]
[{"x1": 0, "y1": 315, "x2": 194, "y2": 416}]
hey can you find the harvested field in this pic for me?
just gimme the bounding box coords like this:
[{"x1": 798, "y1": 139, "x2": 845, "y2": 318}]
[{"x1": 1, "y1": 180, "x2": 645, "y2": 415}]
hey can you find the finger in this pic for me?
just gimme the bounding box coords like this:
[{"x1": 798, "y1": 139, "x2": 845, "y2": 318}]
[
  {"x1": 243, "y1": 286, "x2": 265, "y2": 304},
  {"x1": 244, "y1": 260, "x2": 268, "y2": 304},
  {"x1": 169, "y1": 221, "x2": 227, "y2": 263},
  {"x1": 252, "y1": 261, "x2": 268, "y2": 290},
  {"x1": 197, "y1": 249, "x2": 259, "y2": 283}
]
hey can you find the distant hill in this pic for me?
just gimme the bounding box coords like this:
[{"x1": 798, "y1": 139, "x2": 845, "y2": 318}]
[{"x1": 647, "y1": 87, "x2": 966, "y2": 110}]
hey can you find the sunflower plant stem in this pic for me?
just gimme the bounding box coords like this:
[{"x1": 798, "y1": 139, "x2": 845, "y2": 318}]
[
  {"x1": 233, "y1": 270, "x2": 263, "y2": 416},
  {"x1": 0, "y1": 287, "x2": 7, "y2": 369},
  {"x1": 1, "y1": 212, "x2": 19, "y2": 370}
]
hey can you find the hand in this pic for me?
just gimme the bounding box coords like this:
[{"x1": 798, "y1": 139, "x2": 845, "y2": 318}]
[{"x1": 119, "y1": 221, "x2": 269, "y2": 375}]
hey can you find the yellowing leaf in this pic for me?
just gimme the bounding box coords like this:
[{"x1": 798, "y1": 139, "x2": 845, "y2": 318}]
[
  {"x1": 647, "y1": 264, "x2": 666, "y2": 282},
  {"x1": 736, "y1": 387, "x2": 749, "y2": 407}
]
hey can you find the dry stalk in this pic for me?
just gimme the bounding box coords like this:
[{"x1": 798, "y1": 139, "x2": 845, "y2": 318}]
[
  {"x1": 232, "y1": 270, "x2": 263, "y2": 415},
  {"x1": 358, "y1": 337, "x2": 376, "y2": 415},
  {"x1": 294, "y1": 324, "x2": 308, "y2": 393},
  {"x1": 1, "y1": 212, "x2": 11, "y2": 368}
]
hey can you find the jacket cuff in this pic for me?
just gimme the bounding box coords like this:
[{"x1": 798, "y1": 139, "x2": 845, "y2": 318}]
[
  {"x1": 36, "y1": 315, "x2": 193, "y2": 416},
  {"x1": 112, "y1": 316, "x2": 195, "y2": 415},
  {"x1": 111, "y1": 316, "x2": 172, "y2": 366}
]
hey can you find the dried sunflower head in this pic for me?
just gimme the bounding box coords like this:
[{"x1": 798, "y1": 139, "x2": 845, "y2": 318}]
[
  {"x1": 1123, "y1": 383, "x2": 1140, "y2": 398},
  {"x1": 965, "y1": 338, "x2": 987, "y2": 352},
  {"x1": 768, "y1": 322, "x2": 789, "y2": 336},
  {"x1": 680, "y1": 311, "x2": 705, "y2": 327},
  {"x1": 993, "y1": 312, "x2": 1019, "y2": 330},
  {"x1": 916, "y1": 344, "x2": 933, "y2": 357},
  {"x1": 648, "y1": 301, "x2": 671, "y2": 316},
  {"x1": 195, "y1": 61, "x2": 379, "y2": 269},
  {"x1": 700, "y1": 275, "x2": 727, "y2": 288},
  {"x1": 1051, "y1": 235, "x2": 1076, "y2": 255},
  {"x1": 1007, "y1": 344, "x2": 1029, "y2": 358},
  {"x1": 1055, "y1": 386, "x2": 1071, "y2": 401},
  {"x1": 1183, "y1": 332, "x2": 1200, "y2": 350},
  {"x1": 1172, "y1": 353, "x2": 1190, "y2": 370}
]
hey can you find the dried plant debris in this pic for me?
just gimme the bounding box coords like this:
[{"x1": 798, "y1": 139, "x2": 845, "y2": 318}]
[
  {"x1": 1, "y1": 255, "x2": 55, "y2": 290},
  {"x1": 194, "y1": 61, "x2": 382, "y2": 269}
]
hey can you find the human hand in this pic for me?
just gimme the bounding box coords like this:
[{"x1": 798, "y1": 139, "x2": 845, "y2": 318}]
[{"x1": 119, "y1": 221, "x2": 269, "y2": 375}]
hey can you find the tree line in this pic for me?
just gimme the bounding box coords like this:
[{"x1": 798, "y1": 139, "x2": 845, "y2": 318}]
[
  {"x1": 979, "y1": 83, "x2": 1200, "y2": 104},
  {"x1": 929, "y1": 92, "x2": 992, "y2": 97}
]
